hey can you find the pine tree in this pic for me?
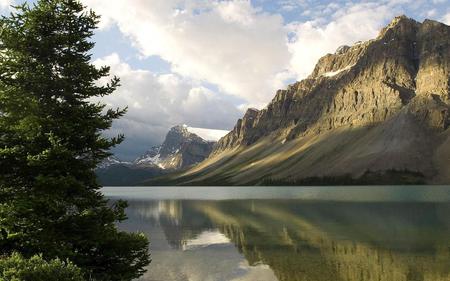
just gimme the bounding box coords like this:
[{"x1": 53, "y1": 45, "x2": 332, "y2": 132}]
[
  {"x1": 0, "y1": 252, "x2": 84, "y2": 281},
  {"x1": 0, "y1": 0, "x2": 150, "y2": 280}
]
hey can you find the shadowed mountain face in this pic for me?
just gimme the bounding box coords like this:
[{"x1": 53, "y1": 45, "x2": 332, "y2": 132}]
[
  {"x1": 134, "y1": 125, "x2": 215, "y2": 170},
  {"x1": 97, "y1": 125, "x2": 215, "y2": 185},
  {"x1": 165, "y1": 16, "x2": 450, "y2": 185},
  {"x1": 119, "y1": 198, "x2": 450, "y2": 281}
]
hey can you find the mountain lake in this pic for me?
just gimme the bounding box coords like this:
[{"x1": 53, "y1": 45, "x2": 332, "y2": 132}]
[{"x1": 103, "y1": 186, "x2": 450, "y2": 281}]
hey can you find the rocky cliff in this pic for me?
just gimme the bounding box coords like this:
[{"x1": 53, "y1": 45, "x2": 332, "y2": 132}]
[
  {"x1": 164, "y1": 16, "x2": 450, "y2": 185},
  {"x1": 97, "y1": 125, "x2": 216, "y2": 185},
  {"x1": 135, "y1": 125, "x2": 215, "y2": 170}
]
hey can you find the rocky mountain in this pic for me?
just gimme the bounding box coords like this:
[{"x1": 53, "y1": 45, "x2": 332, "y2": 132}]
[
  {"x1": 157, "y1": 16, "x2": 450, "y2": 185},
  {"x1": 134, "y1": 125, "x2": 216, "y2": 170},
  {"x1": 97, "y1": 125, "x2": 217, "y2": 185},
  {"x1": 97, "y1": 155, "x2": 129, "y2": 169}
]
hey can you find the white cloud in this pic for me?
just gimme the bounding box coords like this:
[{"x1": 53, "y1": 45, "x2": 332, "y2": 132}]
[
  {"x1": 186, "y1": 126, "x2": 229, "y2": 142},
  {"x1": 81, "y1": 0, "x2": 450, "y2": 159},
  {"x1": 94, "y1": 53, "x2": 241, "y2": 160},
  {"x1": 85, "y1": 0, "x2": 435, "y2": 100},
  {"x1": 82, "y1": 0, "x2": 291, "y2": 106},
  {"x1": 443, "y1": 12, "x2": 450, "y2": 25},
  {"x1": 287, "y1": 2, "x2": 404, "y2": 79},
  {"x1": 426, "y1": 9, "x2": 438, "y2": 18},
  {"x1": 0, "y1": 0, "x2": 12, "y2": 9}
]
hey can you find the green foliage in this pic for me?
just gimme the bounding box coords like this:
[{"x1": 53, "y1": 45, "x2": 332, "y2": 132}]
[
  {"x1": 0, "y1": 252, "x2": 84, "y2": 281},
  {"x1": 0, "y1": 0, "x2": 150, "y2": 280}
]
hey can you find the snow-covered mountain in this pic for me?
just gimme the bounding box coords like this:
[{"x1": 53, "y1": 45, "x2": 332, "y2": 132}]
[
  {"x1": 97, "y1": 155, "x2": 130, "y2": 169},
  {"x1": 97, "y1": 125, "x2": 228, "y2": 185},
  {"x1": 133, "y1": 125, "x2": 219, "y2": 170},
  {"x1": 160, "y1": 16, "x2": 450, "y2": 186},
  {"x1": 134, "y1": 146, "x2": 163, "y2": 167}
]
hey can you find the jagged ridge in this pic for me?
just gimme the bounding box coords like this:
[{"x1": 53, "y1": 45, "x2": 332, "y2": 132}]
[
  {"x1": 216, "y1": 16, "x2": 449, "y2": 152},
  {"x1": 167, "y1": 16, "x2": 450, "y2": 185},
  {"x1": 97, "y1": 125, "x2": 217, "y2": 185},
  {"x1": 134, "y1": 125, "x2": 215, "y2": 170}
]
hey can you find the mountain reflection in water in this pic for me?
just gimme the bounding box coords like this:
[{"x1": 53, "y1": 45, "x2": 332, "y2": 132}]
[{"x1": 110, "y1": 188, "x2": 450, "y2": 281}]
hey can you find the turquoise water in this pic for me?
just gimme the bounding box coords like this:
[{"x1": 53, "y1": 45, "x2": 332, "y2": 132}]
[{"x1": 103, "y1": 186, "x2": 450, "y2": 281}]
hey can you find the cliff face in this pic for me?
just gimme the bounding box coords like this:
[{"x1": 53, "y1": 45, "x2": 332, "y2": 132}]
[
  {"x1": 135, "y1": 125, "x2": 215, "y2": 170},
  {"x1": 216, "y1": 16, "x2": 449, "y2": 152},
  {"x1": 214, "y1": 108, "x2": 260, "y2": 151},
  {"x1": 170, "y1": 16, "x2": 450, "y2": 185},
  {"x1": 97, "y1": 125, "x2": 216, "y2": 185}
]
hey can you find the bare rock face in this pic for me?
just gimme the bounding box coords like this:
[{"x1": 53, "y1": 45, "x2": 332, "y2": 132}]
[
  {"x1": 335, "y1": 45, "x2": 351, "y2": 55},
  {"x1": 214, "y1": 16, "x2": 450, "y2": 153},
  {"x1": 97, "y1": 125, "x2": 217, "y2": 185},
  {"x1": 171, "y1": 16, "x2": 450, "y2": 185},
  {"x1": 135, "y1": 125, "x2": 215, "y2": 170},
  {"x1": 214, "y1": 108, "x2": 260, "y2": 152}
]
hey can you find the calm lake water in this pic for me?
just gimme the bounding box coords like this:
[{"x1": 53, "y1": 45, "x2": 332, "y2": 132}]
[{"x1": 103, "y1": 186, "x2": 450, "y2": 281}]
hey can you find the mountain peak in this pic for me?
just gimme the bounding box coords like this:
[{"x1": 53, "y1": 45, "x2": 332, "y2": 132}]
[
  {"x1": 377, "y1": 15, "x2": 419, "y2": 39},
  {"x1": 181, "y1": 16, "x2": 450, "y2": 185},
  {"x1": 133, "y1": 124, "x2": 216, "y2": 170},
  {"x1": 388, "y1": 15, "x2": 417, "y2": 28},
  {"x1": 169, "y1": 124, "x2": 190, "y2": 135},
  {"x1": 391, "y1": 15, "x2": 410, "y2": 24}
]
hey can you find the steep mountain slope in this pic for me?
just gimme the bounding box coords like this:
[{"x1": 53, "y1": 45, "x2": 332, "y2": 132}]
[
  {"x1": 161, "y1": 16, "x2": 450, "y2": 185},
  {"x1": 97, "y1": 155, "x2": 130, "y2": 169},
  {"x1": 97, "y1": 125, "x2": 217, "y2": 185},
  {"x1": 134, "y1": 125, "x2": 216, "y2": 170}
]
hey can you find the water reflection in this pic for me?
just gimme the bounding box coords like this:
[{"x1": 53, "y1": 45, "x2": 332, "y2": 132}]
[{"x1": 117, "y1": 197, "x2": 450, "y2": 281}]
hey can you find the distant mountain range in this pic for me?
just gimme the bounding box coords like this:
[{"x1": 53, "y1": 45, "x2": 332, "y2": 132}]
[
  {"x1": 97, "y1": 125, "x2": 223, "y2": 185},
  {"x1": 146, "y1": 16, "x2": 450, "y2": 186}
]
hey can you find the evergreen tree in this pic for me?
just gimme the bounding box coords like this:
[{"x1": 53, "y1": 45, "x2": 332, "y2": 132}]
[
  {"x1": 0, "y1": 252, "x2": 84, "y2": 281},
  {"x1": 0, "y1": 0, "x2": 150, "y2": 280}
]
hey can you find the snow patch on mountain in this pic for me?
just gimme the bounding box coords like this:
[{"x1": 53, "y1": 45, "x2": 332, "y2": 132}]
[
  {"x1": 135, "y1": 153, "x2": 164, "y2": 168},
  {"x1": 98, "y1": 125, "x2": 220, "y2": 170},
  {"x1": 134, "y1": 146, "x2": 164, "y2": 168},
  {"x1": 322, "y1": 63, "x2": 356, "y2": 77},
  {"x1": 98, "y1": 156, "x2": 131, "y2": 169}
]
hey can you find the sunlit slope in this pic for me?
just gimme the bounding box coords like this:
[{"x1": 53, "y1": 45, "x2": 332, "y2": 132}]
[
  {"x1": 146, "y1": 16, "x2": 450, "y2": 185},
  {"x1": 164, "y1": 111, "x2": 448, "y2": 185}
]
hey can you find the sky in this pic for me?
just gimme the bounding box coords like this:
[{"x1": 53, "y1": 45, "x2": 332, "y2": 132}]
[{"x1": 2, "y1": 0, "x2": 450, "y2": 160}]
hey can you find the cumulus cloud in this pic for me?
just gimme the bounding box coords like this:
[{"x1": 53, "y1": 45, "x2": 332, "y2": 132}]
[
  {"x1": 287, "y1": 1, "x2": 408, "y2": 79},
  {"x1": 83, "y1": 0, "x2": 450, "y2": 102},
  {"x1": 186, "y1": 127, "x2": 229, "y2": 142},
  {"x1": 82, "y1": 0, "x2": 291, "y2": 107},
  {"x1": 78, "y1": 0, "x2": 449, "y2": 159},
  {"x1": 94, "y1": 53, "x2": 241, "y2": 160},
  {"x1": 443, "y1": 12, "x2": 450, "y2": 25}
]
